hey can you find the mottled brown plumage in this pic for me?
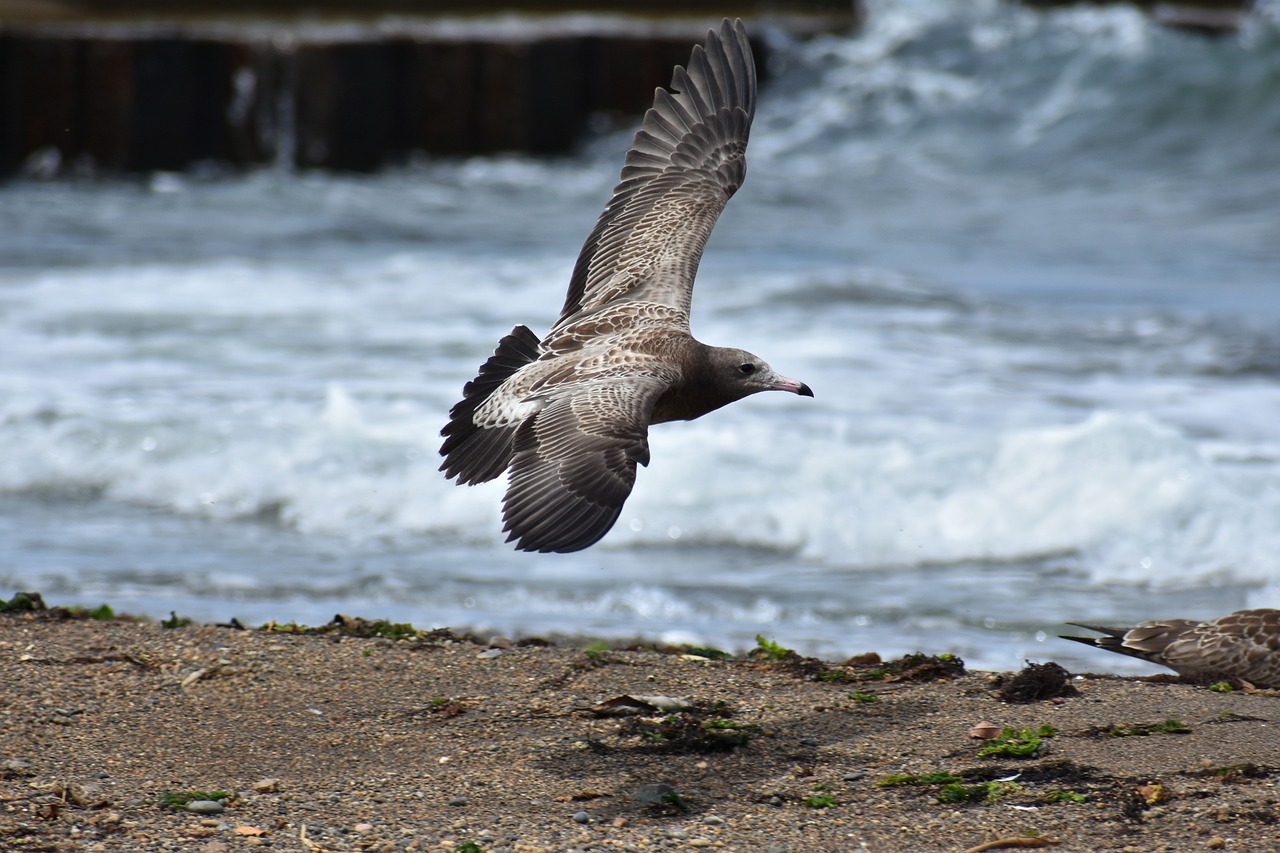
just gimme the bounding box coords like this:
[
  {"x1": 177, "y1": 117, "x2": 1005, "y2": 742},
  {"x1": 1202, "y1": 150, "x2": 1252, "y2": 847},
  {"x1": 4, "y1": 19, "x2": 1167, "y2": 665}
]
[
  {"x1": 440, "y1": 19, "x2": 812, "y2": 553},
  {"x1": 1061, "y1": 609, "x2": 1280, "y2": 688}
]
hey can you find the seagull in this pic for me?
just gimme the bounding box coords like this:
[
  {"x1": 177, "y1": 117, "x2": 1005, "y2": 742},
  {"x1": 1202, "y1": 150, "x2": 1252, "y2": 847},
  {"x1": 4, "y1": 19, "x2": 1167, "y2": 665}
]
[
  {"x1": 440, "y1": 18, "x2": 812, "y2": 553},
  {"x1": 1060, "y1": 608, "x2": 1280, "y2": 688}
]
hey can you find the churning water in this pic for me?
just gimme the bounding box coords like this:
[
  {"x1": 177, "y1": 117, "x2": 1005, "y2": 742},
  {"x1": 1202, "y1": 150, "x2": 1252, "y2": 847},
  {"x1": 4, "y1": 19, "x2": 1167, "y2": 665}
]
[{"x1": 3, "y1": 0, "x2": 1279, "y2": 672}]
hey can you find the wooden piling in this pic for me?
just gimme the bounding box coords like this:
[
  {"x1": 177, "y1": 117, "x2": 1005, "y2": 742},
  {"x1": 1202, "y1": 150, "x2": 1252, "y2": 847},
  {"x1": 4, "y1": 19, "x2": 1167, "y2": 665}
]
[{"x1": 0, "y1": 6, "x2": 861, "y2": 175}]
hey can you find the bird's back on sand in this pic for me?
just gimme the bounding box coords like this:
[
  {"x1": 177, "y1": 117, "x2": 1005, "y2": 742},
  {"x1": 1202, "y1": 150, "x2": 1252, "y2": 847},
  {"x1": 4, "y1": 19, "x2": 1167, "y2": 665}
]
[{"x1": 1061, "y1": 608, "x2": 1280, "y2": 688}]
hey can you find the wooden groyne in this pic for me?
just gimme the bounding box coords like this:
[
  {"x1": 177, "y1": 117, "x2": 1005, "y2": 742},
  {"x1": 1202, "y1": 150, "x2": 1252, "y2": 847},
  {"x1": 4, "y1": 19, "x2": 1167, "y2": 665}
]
[
  {"x1": 0, "y1": 0, "x2": 1250, "y2": 176},
  {"x1": 0, "y1": 4, "x2": 861, "y2": 176}
]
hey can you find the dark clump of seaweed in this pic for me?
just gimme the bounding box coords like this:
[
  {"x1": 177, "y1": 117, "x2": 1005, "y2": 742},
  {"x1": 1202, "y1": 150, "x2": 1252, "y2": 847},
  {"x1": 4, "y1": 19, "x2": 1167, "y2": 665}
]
[
  {"x1": 749, "y1": 634, "x2": 840, "y2": 680},
  {"x1": 996, "y1": 661, "x2": 1078, "y2": 703},
  {"x1": 0, "y1": 591, "x2": 47, "y2": 613},
  {"x1": 1, "y1": 591, "x2": 143, "y2": 623},
  {"x1": 618, "y1": 702, "x2": 762, "y2": 754},
  {"x1": 838, "y1": 651, "x2": 966, "y2": 684},
  {"x1": 1084, "y1": 719, "x2": 1192, "y2": 738}
]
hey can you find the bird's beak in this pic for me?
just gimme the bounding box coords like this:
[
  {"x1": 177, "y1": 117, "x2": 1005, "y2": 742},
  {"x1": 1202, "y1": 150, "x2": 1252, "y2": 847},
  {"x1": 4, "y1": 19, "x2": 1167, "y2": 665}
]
[{"x1": 771, "y1": 377, "x2": 814, "y2": 397}]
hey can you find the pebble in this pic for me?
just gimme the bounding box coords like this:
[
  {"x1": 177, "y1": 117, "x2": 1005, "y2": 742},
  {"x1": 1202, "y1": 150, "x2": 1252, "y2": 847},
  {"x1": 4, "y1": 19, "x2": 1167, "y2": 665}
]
[
  {"x1": 634, "y1": 783, "x2": 678, "y2": 805},
  {"x1": 476, "y1": 648, "x2": 504, "y2": 659},
  {"x1": 704, "y1": 815, "x2": 726, "y2": 826},
  {"x1": 185, "y1": 800, "x2": 226, "y2": 815},
  {"x1": 447, "y1": 797, "x2": 467, "y2": 807},
  {"x1": 842, "y1": 771, "x2": 866, "y2": 782},
  {"x1": 572, "y1": 810, "x2": 591, "y2": 824}
]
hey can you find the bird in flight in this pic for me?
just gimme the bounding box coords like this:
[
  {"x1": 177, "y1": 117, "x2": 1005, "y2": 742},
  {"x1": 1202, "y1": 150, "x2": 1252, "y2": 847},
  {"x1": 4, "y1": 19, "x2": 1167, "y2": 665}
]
[
  {"x1": 440, "y1": 18, "x2": 812, "y2": 553},
  {"x1": 1060, "y1": 608, "x2": 1280, "y2": 688}
]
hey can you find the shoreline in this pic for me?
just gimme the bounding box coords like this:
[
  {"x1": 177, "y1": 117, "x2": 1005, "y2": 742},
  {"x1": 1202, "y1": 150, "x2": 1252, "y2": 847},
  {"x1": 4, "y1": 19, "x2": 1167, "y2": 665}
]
[{"x1": 2, "y1": 606, "x2": 1278, "y2": 852}]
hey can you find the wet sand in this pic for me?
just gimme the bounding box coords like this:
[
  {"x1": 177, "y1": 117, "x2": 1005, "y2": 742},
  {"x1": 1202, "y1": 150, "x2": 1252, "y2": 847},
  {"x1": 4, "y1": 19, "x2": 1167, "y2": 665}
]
[{"x1": 2, "y1": 610, "x2": 1277, "y2": 852}]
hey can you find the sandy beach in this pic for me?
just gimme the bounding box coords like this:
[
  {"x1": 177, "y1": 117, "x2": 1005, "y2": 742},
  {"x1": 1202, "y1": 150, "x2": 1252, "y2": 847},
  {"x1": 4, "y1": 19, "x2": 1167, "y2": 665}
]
[{"x1": 2, "y1": 605, "x2": 1278, "y2": 853}]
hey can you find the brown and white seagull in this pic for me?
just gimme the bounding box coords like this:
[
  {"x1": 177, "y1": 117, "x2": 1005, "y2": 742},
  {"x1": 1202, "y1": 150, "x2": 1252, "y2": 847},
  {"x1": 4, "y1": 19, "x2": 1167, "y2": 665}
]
[
  {"x1": 440, "y1": 18, "x2": 812, "y2": 553},
  {"x1": 1060, "y1": 609, "x2": 1280, "y2": 688}
]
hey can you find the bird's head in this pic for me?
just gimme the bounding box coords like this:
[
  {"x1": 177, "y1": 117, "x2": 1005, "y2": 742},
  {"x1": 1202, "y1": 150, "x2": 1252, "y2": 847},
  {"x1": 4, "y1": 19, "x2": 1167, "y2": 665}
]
[{"x1": 711, "y1": 347, "x2": 814, "y2": 400}]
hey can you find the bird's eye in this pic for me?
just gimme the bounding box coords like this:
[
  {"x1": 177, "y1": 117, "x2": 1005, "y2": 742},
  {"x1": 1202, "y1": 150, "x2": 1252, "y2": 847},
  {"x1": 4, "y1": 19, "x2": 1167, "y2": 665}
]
[{"x1": 738, "y1": 362, "x2": 756, "y2": 375}]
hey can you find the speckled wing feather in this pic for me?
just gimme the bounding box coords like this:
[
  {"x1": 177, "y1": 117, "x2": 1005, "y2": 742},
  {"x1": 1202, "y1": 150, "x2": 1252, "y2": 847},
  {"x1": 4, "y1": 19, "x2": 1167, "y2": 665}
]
[
  {"x1": 550, "y1": 18, "x2": 756, "y2": 337},
  {"x1": 501, "y1": 372, "x2": 675, "y2": 554},
  {"x1": 1061, "y1": 609, "x2": 1280, "y2": 687},
  {"x1": 1159, "y1": 609, "x2": 1280, "y2": 687}
]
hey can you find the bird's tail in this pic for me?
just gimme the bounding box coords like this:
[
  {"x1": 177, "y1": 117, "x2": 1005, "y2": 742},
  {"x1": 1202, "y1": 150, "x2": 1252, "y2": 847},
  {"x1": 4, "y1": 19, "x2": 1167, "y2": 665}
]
[{"x1": 439, "y1": 324, "x2": 541, "y2": 485}]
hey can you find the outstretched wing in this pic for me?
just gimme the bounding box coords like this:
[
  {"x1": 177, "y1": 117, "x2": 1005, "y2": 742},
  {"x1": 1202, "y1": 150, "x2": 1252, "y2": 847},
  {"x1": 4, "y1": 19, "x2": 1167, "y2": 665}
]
[
  {"x1": 501, "y1": 372, "x2": 674, "y2": 553},
  {"x1": 550, "y1": 18, "x2": 756, "y2": 337}
]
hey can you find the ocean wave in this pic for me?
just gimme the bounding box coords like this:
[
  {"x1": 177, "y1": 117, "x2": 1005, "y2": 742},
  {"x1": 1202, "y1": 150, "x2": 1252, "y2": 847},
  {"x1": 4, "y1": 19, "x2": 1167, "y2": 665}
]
[{"x1": 755, "y1": 0, "x2": 1280, "y2": 186}]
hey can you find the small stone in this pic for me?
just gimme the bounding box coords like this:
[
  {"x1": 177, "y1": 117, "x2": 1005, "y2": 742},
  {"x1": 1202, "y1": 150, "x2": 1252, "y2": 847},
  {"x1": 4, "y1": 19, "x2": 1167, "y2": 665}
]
[
  {"x1": 1206, "y1": 839, "x2": 1226, "y2": 850},
  {"x1": 354, "y1": 823, "x2": 374, "y2": 834},
  {"x1": 842, "y1": 771, "x2": 866, "y2": 782},
  {"x1": 251, "y1": 778, "x2": 280, "y2": 794},
  {"x1": 185, "y1": 800, "x2": 226, "y2": 815},
  {"x1": 572, "y1": 810, "x2": 591, "y2": 824},
  {"x1": 67, "y1": 782, "x2": 109, "y2": 808},
  {"x1": 476, "y1": 648, "x2": 504, "y2": 659},
  {"x1": 704, "y1": 815, "x2": 726, "y2": 826},
  {"x1": 488, "y1": 636, "x2": 513, "y2": 649},
  {"x1": 634, "y1": 783, "x2": 678, "y2": 805},
  {"x1": 689, "y1": 840, "x2": 712, "y2": 848},
  {"x1": 767, "y1": 796, "x2": 783, "y2": 807},
  {"x1": 447, "y1": 797, "x2": 467, "y2": 807}
]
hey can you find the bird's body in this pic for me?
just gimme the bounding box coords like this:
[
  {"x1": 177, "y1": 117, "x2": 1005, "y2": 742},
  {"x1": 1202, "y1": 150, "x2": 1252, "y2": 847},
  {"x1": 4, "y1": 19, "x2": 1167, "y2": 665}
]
[
  {"x1": 1061, "y1": 608, "x2": 1280, "y2": 688},
  {"x1": 440, "y1": 19, "x2": 812, "y2": 553}
]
